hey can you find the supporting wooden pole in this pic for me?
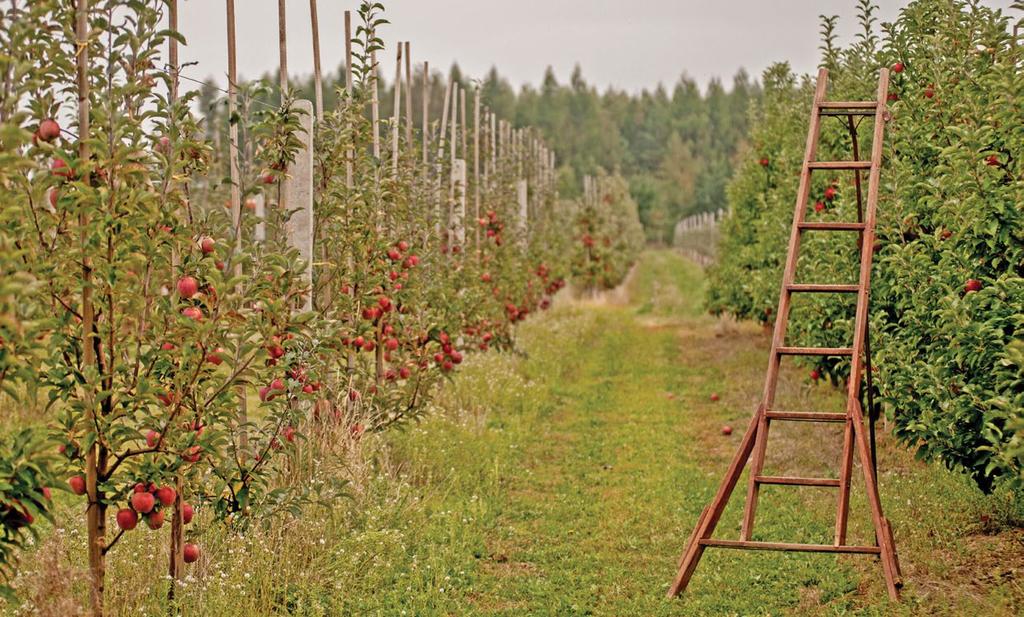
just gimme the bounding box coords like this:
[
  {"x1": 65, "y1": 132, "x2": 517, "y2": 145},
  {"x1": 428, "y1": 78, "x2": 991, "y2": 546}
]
[
  {"x1": 166, "y1": 0, "x2": 185, "y2": 598},
  {"x1": 344, "y1": 10, "x2": 353, "y2": 187},
  {"x1": 226, "y1": 0, "x2": 247, "y2": 457},
  {"x1": 421, "y1": 61, "x2": 429, "y2": 166},
  {"x1": 309, "y1": 0, "x2": 324, "y2": 120},
  {"x1": 473, "y1": 87, "x2": 480, "y2": 256},
  {"x1": 404, "y1": 41, "x2": 413, "y2": 146},
  {"x1": 391, "y1": 43, "x2": 402, "y2": 173},
  {"x1": 434, "y1": 77, "x2": 452, "y2": 236},
  {"x1": 277, "y1": 0, "x2": 290, "y2": 215},
  {"x1": 77, "y1": 2, "x2": 105, "y2": 614},
  {"x1": 370, "y1": 44, "x2": 380, "y2": 160}
]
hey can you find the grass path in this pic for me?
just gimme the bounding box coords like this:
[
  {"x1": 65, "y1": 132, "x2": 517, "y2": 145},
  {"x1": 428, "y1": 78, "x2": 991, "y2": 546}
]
[
  {"x1": 353, "y1": 249, "x2": 1021, "y2": 616},
  {"x1": 17, "y1": 250, "x2": 1018, "y2": 615}
]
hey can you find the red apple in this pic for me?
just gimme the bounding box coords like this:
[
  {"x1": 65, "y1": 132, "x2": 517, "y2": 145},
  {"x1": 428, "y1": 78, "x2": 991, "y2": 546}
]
[
  {"x1": 199, "y1": 236, "x2": 216, "y2": 254},
  {"x1": 177, "y1": 276, "x2": 199, "y2": 299},
  {"x1": 385, "y1": 338, "x2": 399, "y2": 351},
  {"x1": 183, "y1": 543, "x2": 200, "y2": 563},
  {"x1": 924, "y1": 85, "x2": 935, "y2": 99},
  {"x1": 891, "y1": 61, "x2": 904, "y2": 73},
  {"x1": 51, "y1": 157, "x2": 73, "y2": 179},
  {"x1": 271, "y1": 378, "x2": 286, "y2": 391},
  {"x1": 985, "y1": 155, "x2": 999, "y2": 167},
  {"x1": 181, "y1": 306, "x2": 203, "y2": 321},
  {"x1": 155, "y1": 486, "x2": 176, "y2": 507},
  {"x1": 37, "y1": 118, "x2": 61, "y2": 142},
  {"x1": 964, "y1": 279, "x2": 982, "y2": 293},
  {"x1": 399, "y1": 366, "x2": 410, "y2": 379},
  {"x1": 116, "y1": 508, "x2": 138, "y2": 531},
  {"x1": 721, "y1": 425, "x2": 733, "y2": 436},
  {"x1": 824, "y1": 186, "x2": 837, "y2": 200},
  {"x1": 182, "y1": 503, "x2": 194, "y2": 524},
  {"x1": 206, "y1": 347, "x2": 226, "y2": 365},
  {"x1": 68, "y1": 475, "x2": 87, "y2": 495},
  {"x1": 131, "y1": 491, "x2": 155, "y2": 514},
  {"x1": 710, "y1": 393, "x2": 720, "y2": 402},
  {"x1": 814, "y1": 201, "x2": 826, "y2": 213},
  {"x1": 146, "y1": 430, "x2": 160, "y2": 448},
  {"x1": 758, "y1": 157, "x2": 769, "y2": 167},
  {"x1": 387, "y1": 248, "x2": 401, "y2": 261},
  {"x1": 810, "y1": 369, "x2": 820, "y2": 382},
  {"x1": 48, "y1": 188, "x2": 59, "y2": 208},
  {"x1": 145, "y1": 510, "x2": 165, "y2": 530}
]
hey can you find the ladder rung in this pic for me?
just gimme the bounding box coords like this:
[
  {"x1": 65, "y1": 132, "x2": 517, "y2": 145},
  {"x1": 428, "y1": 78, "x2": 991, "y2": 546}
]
[
  {"x1": 820, "y1": 109, "x2": 876, "y2": 117},
  {"x1": 786, "y1": 284, "x2": 860, "y2": 293},
  {"x1": 808, "y1": 161, "x2": 872, "y2": 170},
  {"x1": 765, "y1": 411, "x2": 848, "y2": 423},
  {"x1": 819, "y1": 101, "x2": 877, "y2": 109},
  {"x1": 798, "y1": 222, "x2": 866, "y2": 231},
  {"x1": 776, "y1": 346, "x2": 854, "y2": 356},
  {"x1": 700, "y1": 539, "x2": 881, "y2": 554},
  {"x1": 755, "y1": 475, "x2": 841, "y2": 487}
]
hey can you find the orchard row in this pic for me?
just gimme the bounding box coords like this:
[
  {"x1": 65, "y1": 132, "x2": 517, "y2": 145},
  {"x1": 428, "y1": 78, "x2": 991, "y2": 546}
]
[{"x1": 0, "y1": 0, "x2": 643, "y2": 612}]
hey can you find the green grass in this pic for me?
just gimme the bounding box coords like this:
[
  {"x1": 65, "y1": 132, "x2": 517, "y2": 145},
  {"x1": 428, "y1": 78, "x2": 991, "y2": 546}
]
[{"x1": 5, "y1": 249, "x2": 1022, "y2": 615}]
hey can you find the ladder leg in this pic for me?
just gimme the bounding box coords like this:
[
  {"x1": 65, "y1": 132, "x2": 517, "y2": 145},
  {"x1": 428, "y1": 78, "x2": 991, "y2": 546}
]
[
  {"x1": 740, "y1": 410, "x2": 770, "y2": 540},
  {"x1": 849, "y1": 399, "x2": 901, "y2": 600},
  {"x1": 668, "y1": 410, "x2": 761, "y2": 598},
  {"x1": 834, "y1": 417, "x2": 855, "y2": 545}
]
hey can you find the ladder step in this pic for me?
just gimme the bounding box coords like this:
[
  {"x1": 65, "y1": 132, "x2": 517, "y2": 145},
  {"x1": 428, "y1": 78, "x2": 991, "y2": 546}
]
[
  {"x1": 798, "y1": 222, "x2": 866, "y2": 231},
  {"x1": 776, "y1": 346, "x2": 854, "y2": 356},
  {"x1": 765, "y1": 411, "x2": 848, "y2": 423},
  {"x1": 820, "y1": 109, "x2": 876, "y2": 117},
  {"x1": 819, "y1": 101, "x2": 877, "y2": 109},
  {"x1": 699, "y1": 539, "x2": 881, "y2": 554},
  {"x1": 755, "y1": 475, "x2": 841, "y2": 487},
  {"x1": 786, "y1": 284, "x2": 860, "y2": 293},
  {"x1": 808, "y1": 161, "x2": 872, "y2": 170}
]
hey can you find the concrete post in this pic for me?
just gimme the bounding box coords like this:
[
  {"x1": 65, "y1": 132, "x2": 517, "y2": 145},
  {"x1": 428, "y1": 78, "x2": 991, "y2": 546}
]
[{"x1": 286, "y1": 99, "x2": 315, "y2": 311}]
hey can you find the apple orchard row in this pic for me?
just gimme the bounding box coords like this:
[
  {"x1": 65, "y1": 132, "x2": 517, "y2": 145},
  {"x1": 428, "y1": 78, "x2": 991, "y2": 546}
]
[{"x1": 0, "y1": 1, "x2": 643, "y2": 610}]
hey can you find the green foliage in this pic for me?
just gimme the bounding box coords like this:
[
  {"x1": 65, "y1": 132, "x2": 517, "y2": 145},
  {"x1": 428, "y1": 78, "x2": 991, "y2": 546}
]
[
  {"x1": 571, "y1": 173, "x2": 645, "y2": 291},
  {"x1": 708, "y1": 0, "x2": 1024, "y2": 492}
]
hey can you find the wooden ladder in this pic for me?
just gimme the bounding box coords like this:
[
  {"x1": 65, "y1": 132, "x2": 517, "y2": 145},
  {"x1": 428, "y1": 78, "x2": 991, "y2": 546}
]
[{"x1": 667, "y1": 68, "x2": 902, "y2": 600}]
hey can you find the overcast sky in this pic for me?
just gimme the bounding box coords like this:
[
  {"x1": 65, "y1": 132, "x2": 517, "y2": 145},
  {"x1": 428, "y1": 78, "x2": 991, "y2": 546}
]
[{"x1": 176, "y1": 0, "x2": 1020, "y2": 94}]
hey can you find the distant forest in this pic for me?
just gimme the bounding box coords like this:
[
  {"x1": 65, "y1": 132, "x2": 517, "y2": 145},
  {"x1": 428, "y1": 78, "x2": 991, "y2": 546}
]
[{"x1": 198, "y1": 63, "x2": 759, "y2": 243}]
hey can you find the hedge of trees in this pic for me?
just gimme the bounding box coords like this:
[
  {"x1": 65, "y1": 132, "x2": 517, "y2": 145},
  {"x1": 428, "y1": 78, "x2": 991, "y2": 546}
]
[
  {"x1": 0, "y1": 0, "x2": 641, "y2": 609},
  {"x1": 708, "y1": 0, "x2": 1023, "y2": 493}
]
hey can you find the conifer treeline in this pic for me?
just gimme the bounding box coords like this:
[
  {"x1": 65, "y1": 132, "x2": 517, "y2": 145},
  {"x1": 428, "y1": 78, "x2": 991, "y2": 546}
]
[{"x1": 199, "y1": 63, "x2": 759, "y2": 243}]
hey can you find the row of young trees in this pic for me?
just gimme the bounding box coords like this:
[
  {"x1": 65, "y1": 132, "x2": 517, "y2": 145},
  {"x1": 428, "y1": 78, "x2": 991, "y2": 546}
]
[
  {"x1": 0, "y1": 0, "x2": 642, "y2": 611},
  {"x1": 708, "y1": 0, "x2": 1023, "y2": 493},
  {"x1": 221, "y1": 56, "x2": 757, "y2": 245}
]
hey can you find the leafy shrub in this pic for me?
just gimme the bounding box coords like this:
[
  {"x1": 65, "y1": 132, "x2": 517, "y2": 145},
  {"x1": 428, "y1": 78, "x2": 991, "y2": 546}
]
[{"x1": 708, "y1": 0, "x2": 1024, "y2": 492}]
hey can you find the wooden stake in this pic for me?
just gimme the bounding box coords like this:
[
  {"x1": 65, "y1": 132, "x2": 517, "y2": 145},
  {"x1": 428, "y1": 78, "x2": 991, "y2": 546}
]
[
  {"x1": 370, "y1": 45, "x2": 380, "y2": 159},
  {"x1": 391, "y1": 43, "x2": 402, "y2": 173},
  {"x1": 344, "y1": 10, "x2": 353, "y2": 187},
  {"x1": 460, "y1": 87, "x2": 467, "y2": 161},
  {"x1": 277, "y1": 0, "x2": 288, "y2": 95},
  {"x1": 434, "y1": 77, "x2": 452, "y2": 235},
  {"x1": 77, "y1": 2, "x2": 105, "y2": 614},
  {"x1": 421, "y1": 62, "x2": 429, "y2": 165},
  {"x1": 309, "y1": 0, "x2": 324, "y2": 120},
  {"x1": 277, "y1": 0, "x2": 289, "y2": 214},
  {"x1": 226, "y1": 0, "x2": 247, "y2": 457},
  {"x1": 404, "y1": 42, "x2": 413, "y2": 146},
  {"x1": 473, "y1": 87, "x2": 480, "y2": 255},
  {"x1": 166, "y1": 0, "x2": 185, "y2": 597}
]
